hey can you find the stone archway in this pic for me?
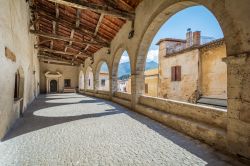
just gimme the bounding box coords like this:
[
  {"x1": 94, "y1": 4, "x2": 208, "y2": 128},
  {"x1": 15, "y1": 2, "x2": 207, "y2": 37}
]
[
  {"x1": 111, "y1": 48, "x2": 132, "y2": 94},
  {"x1": 79, "y1": 70, "x2": 84, "y2": 90},
  {"x1": 133, "y1": 1, "x2": 240, "y2": 101},
  {"x1": 45, "y1": 71, "x2": 62, "y2": 93},
  {"x1": 85, "y1": 66, "x2": 94, "y2": 90}
]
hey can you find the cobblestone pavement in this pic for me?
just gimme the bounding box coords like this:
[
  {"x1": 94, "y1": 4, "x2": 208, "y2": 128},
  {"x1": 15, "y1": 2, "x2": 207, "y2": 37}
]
[{"x1": 0, "y1": 94, "x2": 246, "y2": 166}]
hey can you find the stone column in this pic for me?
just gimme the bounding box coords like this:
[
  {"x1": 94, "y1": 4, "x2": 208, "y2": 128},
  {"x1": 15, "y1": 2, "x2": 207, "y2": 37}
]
[
  {"x1": 131, "y1": 73, "x2": 144, "y2": 110},
  {"x1": 110, "y1": 74, "x2": 117, "y2": 98},
  {"x1": 223, "y1": 54, "x2": 250, "y2": 159},
  {"x1": 94, "y1": 73, "x2": 98, "y2": 93}
]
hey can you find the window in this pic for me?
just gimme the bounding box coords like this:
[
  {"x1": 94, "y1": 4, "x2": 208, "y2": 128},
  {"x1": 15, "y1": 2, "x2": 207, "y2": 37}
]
[
  {"x1": 101, "y1": 79, "x2": 105, "y2": 86},
  {"x1": 171, "y1": 66, "x2": 181, "y2": 81},
  {"x1": 145, "y1": 84, "x2": 148, "y2": 93},
  {"x1": 14, "y1": 72, "x2": 20, "y2": 98},
  {"x1": 64, "y1": 79, "x2": 71, "y2": 87}
]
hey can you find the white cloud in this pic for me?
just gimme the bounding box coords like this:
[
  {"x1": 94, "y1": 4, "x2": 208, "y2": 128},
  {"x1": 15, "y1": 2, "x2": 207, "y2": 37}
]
[
  {"x1": 118, "y1": 49, "x2": 159, "y2": 64},
  {"x1": 119, "y1": 53, "x2": 130, "y2": 63},
  {"x1": 146, "y1": 49, "x2": 159, "y2": 63}
]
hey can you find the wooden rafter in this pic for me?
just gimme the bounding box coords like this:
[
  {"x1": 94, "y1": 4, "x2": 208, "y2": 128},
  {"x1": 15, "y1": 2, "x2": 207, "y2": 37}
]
[
  {"x1": 31, "y1": 0, "x2": 141, "y2": 66},
  {"x1": 32, "y1": 8, "x2": 110, "y2": 44},
  {"x1": 30, "y1": 30, "x2": 109, "y2": 47},
  {"x1": 47, "y1": 0, "x2": 135, "y2": 20},
  {"x1": 85, "y1": 13, "x2": 104, "y2": 51}
]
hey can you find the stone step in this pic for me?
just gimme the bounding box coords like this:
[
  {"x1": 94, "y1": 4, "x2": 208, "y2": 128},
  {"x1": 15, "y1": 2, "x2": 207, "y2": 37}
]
[{"x1": 135, "y1": 104, "x2": 227, "y2": 152}]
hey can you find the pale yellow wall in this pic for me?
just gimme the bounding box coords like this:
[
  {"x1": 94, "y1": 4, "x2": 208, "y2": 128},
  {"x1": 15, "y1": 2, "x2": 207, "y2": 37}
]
[
  {"x1": 144, "y1": 68, "x2": 159, "y2": 97},
  {"x1": 200, "y1": 44, "x2": 227, "y2": 99},
  {"x1": 159, "y1": 48, "x2": 199, "y2": 102},
  {"x1": 126, "y1": 78, "x2": 131, "y2": 94},
  {"x1": 0, "y1": 0, "x2": 40, "y2": 139},
  {"x1": 40, "y1": 62, "x2": 78, "y2": 93}
]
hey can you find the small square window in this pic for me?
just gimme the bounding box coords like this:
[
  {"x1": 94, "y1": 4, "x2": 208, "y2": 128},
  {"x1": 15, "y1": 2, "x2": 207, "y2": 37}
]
[{"x1": 64, "y1": 79, "x2": 71, "y2": 87}]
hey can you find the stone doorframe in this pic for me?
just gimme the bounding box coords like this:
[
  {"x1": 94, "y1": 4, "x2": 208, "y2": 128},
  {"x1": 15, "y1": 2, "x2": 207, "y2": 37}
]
[{"x1": 45, "y1": 71, "x2": 62, "y2": 93}]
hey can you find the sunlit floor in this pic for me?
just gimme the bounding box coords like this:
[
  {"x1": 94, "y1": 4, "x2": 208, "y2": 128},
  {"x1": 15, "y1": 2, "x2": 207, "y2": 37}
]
[{"x1": 0, "y1": 93, "x2": 245, "y2": 165}]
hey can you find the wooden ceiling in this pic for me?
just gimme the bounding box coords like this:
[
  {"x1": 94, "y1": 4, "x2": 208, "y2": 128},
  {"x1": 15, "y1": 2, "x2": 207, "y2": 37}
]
[{"x1": 29, "y1": 0, "x2": 142, "y2": 66}]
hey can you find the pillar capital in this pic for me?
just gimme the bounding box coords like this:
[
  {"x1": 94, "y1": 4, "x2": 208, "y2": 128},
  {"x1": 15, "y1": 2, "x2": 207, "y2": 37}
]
[{"x1": 222, "y1": 53, "x2": 250, "y2": 65}]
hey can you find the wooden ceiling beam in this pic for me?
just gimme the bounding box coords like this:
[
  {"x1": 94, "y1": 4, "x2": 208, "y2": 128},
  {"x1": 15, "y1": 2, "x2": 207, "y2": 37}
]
[
  {"x1": 47, "y1": 0, "x2": 135, "y2": 20},
  {"x1": 30, "y1": 30, "x2": 109, "y2": 47},
  {"x1": 33, "y1": 8, "x2": 110, "y2": 44},
  {"x1": 37, "y1": 46, "x2": 90, "y2": 58},
  {"x1": 38, "y1": 53, "x2": 83, "y2": 64},
  {"x1": 85, "y1": 13, "x2": 104, "y2": 51}
]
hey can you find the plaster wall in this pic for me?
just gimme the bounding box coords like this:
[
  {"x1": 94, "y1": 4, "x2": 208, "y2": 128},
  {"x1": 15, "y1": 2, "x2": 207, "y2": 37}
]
[
  {"x1": 200, "y1": 44, "x2": 227, "y2": 99},
  {"x1": 144, "y1": 69, "x2": 159, "y2": 97},
  {"x1": 40, "y1": 62, "x2": 78, "y2": 93},
  {"x1": 0, "y1": 0, "x2": 40, "y2": 139},
  {"x1": 159, "y1": 49, "x2": 199, "y2": 101}
]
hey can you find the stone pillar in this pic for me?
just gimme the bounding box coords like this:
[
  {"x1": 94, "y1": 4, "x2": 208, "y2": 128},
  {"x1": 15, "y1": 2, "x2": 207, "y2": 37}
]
[
  {"x1": 94, "y1": 73, "x2": 99, "y2": 93},
  {"x1": 223, "y1": 54, "x2": 250, "y2": 159},
  {"x1": 110, "y1": 74, "x2": 117, "y2": 97},
  {"x1": 131, "y1": 73, "x2": 144, "y2": 110}
]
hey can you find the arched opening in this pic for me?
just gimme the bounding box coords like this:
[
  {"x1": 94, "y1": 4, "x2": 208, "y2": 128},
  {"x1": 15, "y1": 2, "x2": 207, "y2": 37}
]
[
  {"x1": 50, "y1": 80, "x2": 58, "y2": 93},
  {"x1": 139, "y1": 5, "x2": 227, "y2": 108},
  {"x1": 86, "y1": 66, "x2": 94, "y2": 90},
  {"x1": 79, "y1": 71, "x2": 84, "y2": 91},
  {"x1": 116, "y1": 51, "x2": 131, "y2": 94},
  {"x1": 14, "y1": 67, "x2": 25, "y2": 100},
  {"x1": 14, "y1": 67, "x2": 25, "y2": 116},
  {"x1": 96, "y1": 61, "x2": 109, "y2": 91}
]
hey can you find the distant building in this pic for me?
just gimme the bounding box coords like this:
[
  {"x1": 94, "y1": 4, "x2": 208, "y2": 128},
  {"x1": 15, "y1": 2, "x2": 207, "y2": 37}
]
[
  {"x1": 126, "y1": 68, "x2": 159, "y2": 97},
  {"x1": 99, "y1": 72, "x2": 109, "y2": 91},
  {"x1": 157, "y1": 30, "x2": 227, "y2": 106},
  {"x1": 117, "y1": 79, "x2": 129, "y2": 92}
]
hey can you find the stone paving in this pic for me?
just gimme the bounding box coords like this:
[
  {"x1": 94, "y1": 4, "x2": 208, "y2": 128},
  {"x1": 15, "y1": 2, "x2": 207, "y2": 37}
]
[{"x1": 0, "y1": 93, "x2": 246, "y2": 166}]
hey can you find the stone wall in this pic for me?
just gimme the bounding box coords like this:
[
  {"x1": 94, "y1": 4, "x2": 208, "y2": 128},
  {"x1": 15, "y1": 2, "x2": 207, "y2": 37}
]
[
  {"x1": 40, "y1": 62, "x2": 78, "y2": 93},
  {"x1": 0, "y1": 0, "x2": 40, "y2": 140}
]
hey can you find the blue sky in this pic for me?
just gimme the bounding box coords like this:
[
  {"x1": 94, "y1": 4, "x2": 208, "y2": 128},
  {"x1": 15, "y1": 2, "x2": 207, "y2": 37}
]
[{"x1": 118, "y1": 5, "x2": 224, "y2": 64}]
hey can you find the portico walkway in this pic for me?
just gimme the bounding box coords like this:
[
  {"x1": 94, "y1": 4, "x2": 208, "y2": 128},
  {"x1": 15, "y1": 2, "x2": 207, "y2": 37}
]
[{"x1": 0, "y1": 94, "x2": 245, "y2": 165}]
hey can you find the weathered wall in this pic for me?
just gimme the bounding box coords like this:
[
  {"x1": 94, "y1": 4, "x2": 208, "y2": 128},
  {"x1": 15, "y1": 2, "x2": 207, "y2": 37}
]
[
  {"x1": 0, "y1": 0, "x2": 40, "y2": 139},
  {"x1": 144, "y1": 68, "x2": 159, "y2": 97},
  {"x1": 40, "y1": 62, "x2": 78, "y2": 93},
  {"x1": 200, "y1": 43, "x2": 227, "y2": 99},
  {"x1": 159, "y1": 49, "x2": 199, "y2": 101}
]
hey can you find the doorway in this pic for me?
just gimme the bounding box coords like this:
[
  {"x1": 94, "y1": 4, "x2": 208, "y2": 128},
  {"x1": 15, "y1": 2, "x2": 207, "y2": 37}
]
[{"x1": 50, "y1": 80, "x2": 57, "y2": 93}]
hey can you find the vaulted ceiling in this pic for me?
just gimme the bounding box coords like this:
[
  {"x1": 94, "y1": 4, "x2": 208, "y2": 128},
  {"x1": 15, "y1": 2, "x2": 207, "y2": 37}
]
[{"x1": 29, "y1": 0, "x2": 142, "y2": 66}]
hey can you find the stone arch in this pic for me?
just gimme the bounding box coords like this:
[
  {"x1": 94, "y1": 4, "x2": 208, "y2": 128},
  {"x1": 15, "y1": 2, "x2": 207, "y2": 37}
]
[
  {"x1": 79, "y1": 70, "x2": 84, "y2": 90},
  {"x1": 94, "y1": 60, "x2": 110, "y2": 91},
  {"x1": 111, "y1": 46, "x2": 132, "y2": 93},
  {"x1": 134, "y1": 1, "x2": 240, "y2": 97},
  {"x1": 85, "y1": 66, "x2": 94, "y2": 90}
]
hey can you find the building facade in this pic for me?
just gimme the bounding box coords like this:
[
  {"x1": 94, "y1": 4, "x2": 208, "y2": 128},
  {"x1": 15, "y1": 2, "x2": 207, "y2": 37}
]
[{"x1": 157, "y1": 31, "x2": 227, "y2": 105}]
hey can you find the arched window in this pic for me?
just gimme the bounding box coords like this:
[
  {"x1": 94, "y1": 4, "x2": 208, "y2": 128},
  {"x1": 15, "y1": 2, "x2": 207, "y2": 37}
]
[
  {"x1": 79, "y1": 71, "x2": 84, "y2": 90},
  {"x1": 117, "y1": 51, "x2": 131, "y2": 93},
  {"x1": 143, "y1": 6, "x2": 227, "y2": 108},
  {"x1": 97, "y1": 62, "x2": 109, "y2": 91},
  {"x1": 86, "y1": 67, "x2": 94, "y2": 90}
]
